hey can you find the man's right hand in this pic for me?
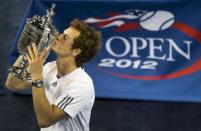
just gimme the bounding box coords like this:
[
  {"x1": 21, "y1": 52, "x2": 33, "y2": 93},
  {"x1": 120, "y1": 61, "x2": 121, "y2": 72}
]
[{"x1": 5, "y1": 55, "x2": 31, "y2": 91}]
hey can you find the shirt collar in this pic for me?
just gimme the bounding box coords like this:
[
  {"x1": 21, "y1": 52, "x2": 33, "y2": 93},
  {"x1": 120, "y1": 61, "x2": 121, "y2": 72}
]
[{"x1": 58, "y1": 67, "x2": 83, "y2": 80}]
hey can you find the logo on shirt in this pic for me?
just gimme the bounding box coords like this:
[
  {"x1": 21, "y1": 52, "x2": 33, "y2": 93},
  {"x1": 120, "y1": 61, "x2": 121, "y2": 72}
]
[{"x1": 51, "y1": 81, "x2": 57, "y2": 87}]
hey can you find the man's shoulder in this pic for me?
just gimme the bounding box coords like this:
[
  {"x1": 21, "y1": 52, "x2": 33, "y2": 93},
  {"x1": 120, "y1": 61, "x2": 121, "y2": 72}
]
[
  {"x1": 75, "y1": 68, "x2": 93, "y2": 83},
  {"x1": 63, "y1": 68, "x2": 93, "y2": 89}
]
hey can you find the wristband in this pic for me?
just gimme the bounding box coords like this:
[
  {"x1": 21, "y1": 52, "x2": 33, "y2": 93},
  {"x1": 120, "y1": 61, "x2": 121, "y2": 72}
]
[{"x1": 32, "y1": 80, "x2": 44, "y2": 88}]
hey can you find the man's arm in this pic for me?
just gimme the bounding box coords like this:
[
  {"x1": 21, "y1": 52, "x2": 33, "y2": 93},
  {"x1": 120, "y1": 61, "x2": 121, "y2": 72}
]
[
  {"x1": 32, "y1": 85, "x2": 69, "y2": 127},
  {"x1": 27, "y1": 43, "x2": 68, "y2": 128},
  {"x1": 5, "y1": 55, "x2": 31, "y2": 91}
]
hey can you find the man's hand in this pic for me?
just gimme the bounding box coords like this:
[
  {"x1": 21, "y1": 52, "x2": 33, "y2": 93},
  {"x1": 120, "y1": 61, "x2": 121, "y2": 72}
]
[{"x1": 26, "y1": 43, "x2": 50, "y2": 81}]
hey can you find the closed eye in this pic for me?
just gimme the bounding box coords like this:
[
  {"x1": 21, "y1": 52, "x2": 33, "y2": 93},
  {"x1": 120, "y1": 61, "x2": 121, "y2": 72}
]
[{"x1": 63, "y1": 34, "x2": 69, "y2": 40}]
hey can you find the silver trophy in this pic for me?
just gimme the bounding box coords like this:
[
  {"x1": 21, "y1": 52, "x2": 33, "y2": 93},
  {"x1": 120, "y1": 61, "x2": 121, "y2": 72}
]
[{"x1": 9, "y1": 4, "x2": 59, "y2": 81}]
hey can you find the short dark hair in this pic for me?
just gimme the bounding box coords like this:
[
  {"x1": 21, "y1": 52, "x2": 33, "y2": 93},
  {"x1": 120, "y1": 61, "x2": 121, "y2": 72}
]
[{"x1": 70, "y1": 19, "x2": 102, "y2": 67}]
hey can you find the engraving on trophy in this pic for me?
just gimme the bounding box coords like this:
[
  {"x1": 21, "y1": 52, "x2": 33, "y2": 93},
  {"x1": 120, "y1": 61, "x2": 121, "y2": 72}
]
[{"x1": 18, "y1": 24, "x2": 43, "y2": 55}]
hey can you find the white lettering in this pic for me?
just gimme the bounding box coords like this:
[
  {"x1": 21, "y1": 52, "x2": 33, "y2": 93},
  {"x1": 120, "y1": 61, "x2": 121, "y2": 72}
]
[
  {"x1": 130, "y1": 37, "x2": 147, "y2": 58},
  {"x1": 166, "y1": 39, "x2": 191, "y2": 61},
  {"x1": 105, "y1": 36, "x2": 192, "y2": 61},
  {"x1": 106, "y1": 36, "x2": 130, "y2": 57},
  {"x1": 147, "y1": 38, "x2": 166, "y2": 60}
]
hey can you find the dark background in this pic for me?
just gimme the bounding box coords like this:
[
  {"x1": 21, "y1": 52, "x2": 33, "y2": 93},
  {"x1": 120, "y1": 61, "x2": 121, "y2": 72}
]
[{"x1": 0, "y1": 0, "x2": 201, "y2": 131}]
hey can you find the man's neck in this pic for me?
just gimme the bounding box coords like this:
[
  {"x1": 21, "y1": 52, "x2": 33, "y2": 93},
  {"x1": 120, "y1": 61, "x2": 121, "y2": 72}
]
[{"x1": 56, "y1": 57, "x2": 78, "y2": 77}]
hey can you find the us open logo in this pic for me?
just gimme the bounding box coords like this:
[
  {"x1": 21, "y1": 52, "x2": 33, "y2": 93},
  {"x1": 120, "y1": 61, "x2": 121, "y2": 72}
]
[{"x1": 85, "y1": 9, "x2": 201, "y2": 80}]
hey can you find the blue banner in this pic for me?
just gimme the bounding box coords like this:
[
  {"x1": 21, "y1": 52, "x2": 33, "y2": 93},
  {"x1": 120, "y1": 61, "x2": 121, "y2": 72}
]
[{"x1": 9, "y1": 0, "x2": 201, "y2": 102}]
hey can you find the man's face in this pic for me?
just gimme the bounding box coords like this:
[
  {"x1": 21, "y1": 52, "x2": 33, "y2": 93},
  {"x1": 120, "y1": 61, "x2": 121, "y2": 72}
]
[{"x1": 51, "y1": 27, "x2": 80, "y2": 57}]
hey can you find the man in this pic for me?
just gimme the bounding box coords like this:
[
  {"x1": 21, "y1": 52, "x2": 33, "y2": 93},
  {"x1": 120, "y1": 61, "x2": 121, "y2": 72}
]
[{"x1": 6, "y1": 19, "x2": 102, "y2": 131}]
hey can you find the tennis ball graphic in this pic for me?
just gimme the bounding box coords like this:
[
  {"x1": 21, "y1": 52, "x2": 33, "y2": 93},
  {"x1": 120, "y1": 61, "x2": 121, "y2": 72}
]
[{"x1": 139, "y1": 10, "x2": 175, "y2": 31}]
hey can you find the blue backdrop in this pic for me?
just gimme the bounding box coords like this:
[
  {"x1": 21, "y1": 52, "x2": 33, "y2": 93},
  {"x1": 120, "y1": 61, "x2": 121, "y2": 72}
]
[{"x1": 9, "y1": 0, "x2": 201, "y2": 102}]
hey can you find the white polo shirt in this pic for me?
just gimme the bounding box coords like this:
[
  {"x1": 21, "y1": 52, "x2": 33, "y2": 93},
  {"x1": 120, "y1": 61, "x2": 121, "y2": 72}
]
[{"x1": 40, "y1": 61, "x2": 95, "y2": 131}]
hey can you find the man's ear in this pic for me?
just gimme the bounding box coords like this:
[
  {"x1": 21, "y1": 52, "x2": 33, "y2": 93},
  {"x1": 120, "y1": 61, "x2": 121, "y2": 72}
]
[{"x1": 73, "y1": 48, "x2": 81, "y2": 56}]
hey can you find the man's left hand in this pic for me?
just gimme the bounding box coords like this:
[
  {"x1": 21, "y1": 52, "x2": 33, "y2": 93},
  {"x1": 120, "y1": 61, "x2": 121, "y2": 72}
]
[{"x1": 26, "y1": 43, "x2": 50, "y2": 81}]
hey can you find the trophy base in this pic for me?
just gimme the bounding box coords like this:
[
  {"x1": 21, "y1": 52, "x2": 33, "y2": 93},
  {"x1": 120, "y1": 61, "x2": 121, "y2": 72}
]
[{"x1": 8, "y1": 66, "x2": 32, "y2": 81}]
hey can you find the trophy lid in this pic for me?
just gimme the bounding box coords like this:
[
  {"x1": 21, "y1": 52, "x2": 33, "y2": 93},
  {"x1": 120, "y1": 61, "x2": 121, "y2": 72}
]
[{"x1": 27, "y1": 4, "x2": 56, "y2": 30}]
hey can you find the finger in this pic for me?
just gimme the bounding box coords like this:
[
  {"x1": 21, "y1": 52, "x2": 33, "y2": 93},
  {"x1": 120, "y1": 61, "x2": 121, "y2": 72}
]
[
  {"x1": 27, "y1": 46, "x2": 34, "y2": 60},
  {"x1": 44, "y1": 47, "x2": 51, "y2": 60},
  {"x1": 26, "y1": 54, "x2": 31, "y2": 63},
  {"x1": 40, "y1": 47, "x2": 51, "y2": 61},
  {"x1": 32, "y1": 43, "x2": 39, "y2": 59}
]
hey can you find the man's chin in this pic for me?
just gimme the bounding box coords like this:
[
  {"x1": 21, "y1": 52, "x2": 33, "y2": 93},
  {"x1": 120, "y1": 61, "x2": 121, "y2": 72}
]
[
  {"x1": 50, "y1": 46, "x2": 56, "y2": 51},
  {"x1": 51, "y1": 48, "x2": 59, "y2": 55}
]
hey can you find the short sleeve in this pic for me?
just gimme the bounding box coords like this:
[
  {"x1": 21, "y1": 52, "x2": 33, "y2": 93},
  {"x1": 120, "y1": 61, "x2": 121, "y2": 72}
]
[{"x1": 53, "y1": 81, "x2": 91, "y2": 118}]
